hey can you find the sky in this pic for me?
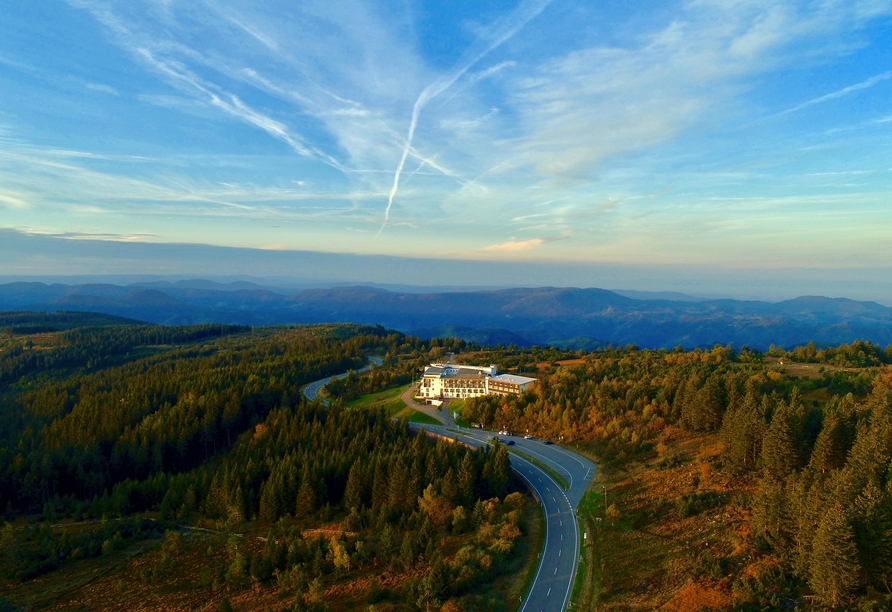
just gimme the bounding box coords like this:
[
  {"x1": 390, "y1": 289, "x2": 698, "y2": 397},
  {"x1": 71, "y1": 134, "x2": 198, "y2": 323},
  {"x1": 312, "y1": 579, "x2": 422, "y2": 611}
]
[{"x1": 2, "y1": 0, "x2": 892, "y2": 299}]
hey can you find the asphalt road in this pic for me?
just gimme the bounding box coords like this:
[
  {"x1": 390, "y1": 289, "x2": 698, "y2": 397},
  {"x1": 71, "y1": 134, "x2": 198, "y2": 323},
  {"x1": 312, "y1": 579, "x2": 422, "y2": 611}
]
[
  {"x1": 302, "y1": 369, "x2": 596, "y2": 612},
  {"x1": 417, "y1": 422, "x2": 595, "y2": 612},
  {"x1": 302, "y1": 356, "x2": 383, "y2": 403}
]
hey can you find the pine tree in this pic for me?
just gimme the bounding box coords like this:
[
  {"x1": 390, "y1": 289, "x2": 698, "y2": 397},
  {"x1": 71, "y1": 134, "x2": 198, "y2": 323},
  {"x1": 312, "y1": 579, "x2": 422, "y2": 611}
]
[
  {"x1": 751, "y1": 477, "x2": 790, "y2": 551},
  {"x1": 387, "y1": 459, "x2": 408, "y2": 511},
  {"x1": 458, "y1": 453, "x2": 475, "y2": 507},
  {"x1": 851, "y1": 481, "x2": 892, "y2": 589},
  {"x1": 761, "y1": 401, "x2": 798, "y2": 480},
  {"x1": 809, "y1": 411, "x2": 847, "y2": 475},
  {"x1": 343, "y1": 461, "x2": 363, "y2": 511},
  {"x1": 258, "y1": 476, "x2": 282, "y2": 522},
  {"x1": 378, "y1": 524, "x2": 394, "y2": 566},
  {"x1": 486, "y1": 444, "x2": 510, "y2": 498},
  {"x1": 399, "y1": 534, "x2": 415, "y2": 569},
  {"x1": 295, "y1": 466, "x2": 316, "y2": 519},
  {"x1": 810, "y1": 504, "x2": 860, "y2": 607},
  {"x1": 371, "y1": 459, "x2": 388, "y2": 512}
]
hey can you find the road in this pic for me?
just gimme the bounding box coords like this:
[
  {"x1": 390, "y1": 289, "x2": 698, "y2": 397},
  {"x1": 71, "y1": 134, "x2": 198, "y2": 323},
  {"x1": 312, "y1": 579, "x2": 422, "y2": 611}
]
[
  {"x1": 303, "y1": 371, "x2": 596, "y2": 612},
  {"x1": 302, "y1": 356, "x2": 383, "y2": 403},
  {"x1": 416, "y1": 421, "x2": 595, "y2": 612}
]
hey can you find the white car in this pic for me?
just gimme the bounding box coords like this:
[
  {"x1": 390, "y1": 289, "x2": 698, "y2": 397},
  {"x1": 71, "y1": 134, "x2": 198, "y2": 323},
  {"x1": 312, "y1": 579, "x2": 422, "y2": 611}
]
[
  {"x1": 523, "y1": 434, "x2": 533, "y2": 439},
  {"x1": 498, "y1": 429, "x2": 507, "y2": 435}
]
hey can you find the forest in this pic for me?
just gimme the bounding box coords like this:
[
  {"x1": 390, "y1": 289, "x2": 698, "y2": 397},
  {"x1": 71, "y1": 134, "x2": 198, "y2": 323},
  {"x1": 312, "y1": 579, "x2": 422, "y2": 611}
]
[
  {"x1": 0, "y1": 314, "x2": 534, "y2": 612},
  {"x1": 459, "y1": 340, "x2": 892, "y2": 609},
  {"x1": 5, "y1": 309, "x2": 892, "y2": 610}
]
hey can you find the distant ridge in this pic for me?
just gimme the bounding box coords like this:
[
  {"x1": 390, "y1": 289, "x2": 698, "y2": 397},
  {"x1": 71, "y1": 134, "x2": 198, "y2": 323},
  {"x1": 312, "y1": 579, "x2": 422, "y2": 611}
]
[
  {"x1": 2, "y1": 281, "x2": 892, "y2": 349},
  {"x1": 611, "y1": 289, "x2": 704, "y2": 302}
]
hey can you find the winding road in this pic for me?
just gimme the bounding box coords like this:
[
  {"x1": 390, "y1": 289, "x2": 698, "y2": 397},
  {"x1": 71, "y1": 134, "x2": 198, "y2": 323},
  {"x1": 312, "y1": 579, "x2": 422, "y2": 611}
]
[
  {"x1": 303, "y1": 370, "x2": 596, "y2": 612},
  {"x1": 302, "y1": 356, "x2": 383, "y2": 403}
]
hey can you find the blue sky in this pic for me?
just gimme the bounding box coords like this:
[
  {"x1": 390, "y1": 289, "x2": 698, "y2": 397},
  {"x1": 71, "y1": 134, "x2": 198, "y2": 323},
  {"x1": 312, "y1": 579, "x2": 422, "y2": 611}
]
[{"x1": 2, "y1": 0, "x2": 892, "y2": 295}]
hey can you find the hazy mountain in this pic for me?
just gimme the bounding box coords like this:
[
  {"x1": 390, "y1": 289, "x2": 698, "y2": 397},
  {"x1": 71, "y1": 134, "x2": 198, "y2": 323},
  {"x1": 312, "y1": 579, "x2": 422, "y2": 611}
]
[
  {"x1": 3, "y1": 281, "x2": 892, "y2": 349},
  {"x1": 610, "y1": 289, "x2": 705, "y2": 302}
]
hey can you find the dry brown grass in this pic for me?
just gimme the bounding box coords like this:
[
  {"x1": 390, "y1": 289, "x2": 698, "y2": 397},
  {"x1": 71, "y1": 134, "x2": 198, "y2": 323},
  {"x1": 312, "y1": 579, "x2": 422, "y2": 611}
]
[
  {"x1": 7, "y1": 500, "x2": 544, "y2": 612},
  {"x1": 593, "y1": 430, "x2": 759, "y2": 611}
]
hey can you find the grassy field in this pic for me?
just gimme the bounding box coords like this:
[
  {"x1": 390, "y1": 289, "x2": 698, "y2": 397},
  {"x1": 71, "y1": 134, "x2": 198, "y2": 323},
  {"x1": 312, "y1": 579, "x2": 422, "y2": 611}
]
[
  {"x1": 346, "y1": 384, "x2": 444, "y2": 425},
  {"x1": 445, "y1": 399, "x2": 473, "y2": 427},
  {"x1": 345, "y1": 384, "x2": 409, "y2": 411},
  {"x1": 392, "y1": 405, "x2": 444, "y2": 425},
  {"x1": 579, "y1": 430, "x2": 746, "y2": 611}
]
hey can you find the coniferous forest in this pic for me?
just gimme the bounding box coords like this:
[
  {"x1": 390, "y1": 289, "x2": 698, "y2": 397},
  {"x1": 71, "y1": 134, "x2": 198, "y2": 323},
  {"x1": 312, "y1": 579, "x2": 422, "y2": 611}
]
[
  {"x1": 4, "y1": 311, "x2": 892, "y2": 610},
  {"x1": 460, "y1": 341, "x2": 892, "y2": 610},
  {"x1": 0, "y1": 315, "x2": 531, "y2": 612}
]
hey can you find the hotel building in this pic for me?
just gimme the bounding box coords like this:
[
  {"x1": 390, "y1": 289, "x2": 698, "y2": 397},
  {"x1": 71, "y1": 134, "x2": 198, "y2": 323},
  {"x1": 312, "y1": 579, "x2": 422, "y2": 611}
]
[{"x1": 417, "y1": 363, "x2": 537, "y2": 401}]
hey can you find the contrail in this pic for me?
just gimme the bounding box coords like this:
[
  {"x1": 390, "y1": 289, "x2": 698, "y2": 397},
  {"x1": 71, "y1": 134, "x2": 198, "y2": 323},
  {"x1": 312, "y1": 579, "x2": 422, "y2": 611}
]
[
  {"x1": 377, "y1": 0, "x2": 554, "y2": 236},
  {"x1": 768, "y1": 71, "x2": 892, "y2": 120}
]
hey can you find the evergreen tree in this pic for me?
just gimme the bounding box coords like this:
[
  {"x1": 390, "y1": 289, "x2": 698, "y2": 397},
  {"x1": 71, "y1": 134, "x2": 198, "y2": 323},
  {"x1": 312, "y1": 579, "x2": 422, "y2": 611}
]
[
  {"x1": 751, "y1": 477, "x2": 789, "y2": 551},
  {"x1": 810, "y1": 504, "x2": 860, "y2": 607},
  {"x1": 809, "y1": 410, "x2": 848, "y2": 475},
  {"x1": 343, "y1": 461, "x2": 363, "y2": 511},
  {"x1": 851, "y1": 481, "x2": 892, "y2": 589},
  {"x1": 486, "y1": 444, "x2": 510, "y2": 498},
  {"x1": 458, "y1": 453, "x2": 475, "y2": 507},
  {"x1": 761, "y1": 401, "x2": 799, "y2": 480},
  {"x1": 296, "y1": 466, "x2": 316, "y2": 519}
]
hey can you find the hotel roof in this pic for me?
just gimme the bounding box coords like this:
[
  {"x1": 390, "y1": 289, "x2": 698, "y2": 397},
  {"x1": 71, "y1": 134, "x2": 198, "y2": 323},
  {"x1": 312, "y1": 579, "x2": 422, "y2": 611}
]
[
  {"x1": 491, "y1": 373, "x2": 537, "y2": 385},
  {"x1": 422, "y1": 365, "x2": 489, "y2": 378}
]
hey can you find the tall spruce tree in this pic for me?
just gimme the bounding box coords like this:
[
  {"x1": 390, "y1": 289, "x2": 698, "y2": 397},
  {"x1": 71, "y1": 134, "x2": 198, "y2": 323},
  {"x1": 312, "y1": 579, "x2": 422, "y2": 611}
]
[
  {"x1": 810, "y1": 504, "x2": 860, "y2": 607},
  {"x1": 343, "y1": 461, "x2": 363, "y2": 511},
  {"x1": 295, "y1": 466, "x2": 316, "y2": 519},
  {"x1": 761, "y1": 401, "x2": 799, "y2": 481}
]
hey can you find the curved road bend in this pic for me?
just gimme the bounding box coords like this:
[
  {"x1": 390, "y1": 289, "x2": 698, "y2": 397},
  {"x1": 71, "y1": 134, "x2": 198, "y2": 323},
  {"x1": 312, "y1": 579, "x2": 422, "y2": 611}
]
[
  {"x1": 418, "y1": 423, "x2": 594, "y2": 612},
  {"x1": 303, "y1": 374, "x2": 596, "y2": 612},
  {"x1": 302, "y1": 356, "x2": 383, "y2": 404}
]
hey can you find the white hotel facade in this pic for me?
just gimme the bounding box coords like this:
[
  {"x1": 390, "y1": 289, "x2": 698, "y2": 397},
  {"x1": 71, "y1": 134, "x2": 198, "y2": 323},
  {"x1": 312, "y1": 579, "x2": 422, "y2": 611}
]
[{"x1": 417, "y1": 363, "x2": 537, "y2": 401}]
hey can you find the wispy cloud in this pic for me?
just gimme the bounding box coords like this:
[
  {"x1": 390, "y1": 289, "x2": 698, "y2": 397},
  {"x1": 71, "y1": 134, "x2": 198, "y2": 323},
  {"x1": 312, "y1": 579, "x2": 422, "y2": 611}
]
[
  {"x1": 771, "y1": 70, "x2": 892, "y2": 119},
  {"x1": 5, "y1": 0, "x2": 891, "y2": 266},
  {"x1": 0, "y1": 192, "x2": 29, "y2": 209},
  {"x1": 84, "y1": 82, "x2": 119, "y2": 95},
  {"x1": 484, "y1": 235, "x2": 566, "y2": 252},
  {"x1": 378, "y1": 0, "x2": 555, "y2": 235},
  {"x1": 484, "y1": 237, "x2": 546, "y2": 252}
]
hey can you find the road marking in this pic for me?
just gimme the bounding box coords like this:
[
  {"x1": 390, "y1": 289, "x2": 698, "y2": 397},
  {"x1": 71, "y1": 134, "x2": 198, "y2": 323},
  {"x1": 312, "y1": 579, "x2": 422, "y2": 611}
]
[
  {"x1": 554, "y1": 567, "x2": 557, "y2": 575},
  {"x1": 547, "y1": 588, "x2": 551, "y2": 597},
  {"x1": 559, "y1": 548, "x2": 562, "y2": 556}
]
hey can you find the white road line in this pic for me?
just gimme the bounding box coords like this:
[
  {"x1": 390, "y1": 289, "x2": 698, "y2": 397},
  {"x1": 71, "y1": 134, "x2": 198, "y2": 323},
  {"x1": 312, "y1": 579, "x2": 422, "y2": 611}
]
[
  {"x1": 517, "y1": 444, "x2": 576, "y2": 489},
  {"x1": 515, "y1": 460, "x2": 551, "y2": 612}
]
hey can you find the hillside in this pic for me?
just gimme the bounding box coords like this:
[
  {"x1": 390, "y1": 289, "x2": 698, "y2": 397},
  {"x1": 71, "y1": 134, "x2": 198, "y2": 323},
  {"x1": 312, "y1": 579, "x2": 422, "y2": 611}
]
[
  {"x1": 4, "y1": 283, "x2": 892, "y2": 350},
  {"x1": 456, "y1": 342, "x2": 892, "y2": 610},
  {"x1": 0, "y1": 319, "x2": 537, "y2": 612}
]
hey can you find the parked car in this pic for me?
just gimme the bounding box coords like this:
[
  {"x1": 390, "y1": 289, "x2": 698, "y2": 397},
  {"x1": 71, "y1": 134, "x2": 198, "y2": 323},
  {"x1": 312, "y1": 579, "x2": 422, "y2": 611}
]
[
  {"x1": 523, "y1": 434, "x2": 534, "y2": 439},
  {"x1": 543, "y1": 440, "x2": 554, "y2": 445}
]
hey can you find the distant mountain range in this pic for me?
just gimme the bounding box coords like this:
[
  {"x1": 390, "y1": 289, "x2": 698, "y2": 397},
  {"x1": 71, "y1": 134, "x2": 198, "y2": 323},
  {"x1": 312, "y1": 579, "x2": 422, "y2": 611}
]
[{"x1": 2, "y1": 281, "x2": 892, "y2": 349}]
